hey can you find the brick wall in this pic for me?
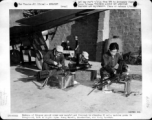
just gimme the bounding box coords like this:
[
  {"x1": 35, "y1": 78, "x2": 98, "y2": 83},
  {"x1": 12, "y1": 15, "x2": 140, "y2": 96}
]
[
  {"x1": 48, "y1": 22, "x2": 75, "y2": 49},
  {"x1": 96, "y1": 12, "x2": 105, "y2": 61},
  {"x1": 48, "y1": 13, "x2": 99, "y2": 61},
  {"x1": 109, "y1": 9, "x2": 141, "y2": 53}
]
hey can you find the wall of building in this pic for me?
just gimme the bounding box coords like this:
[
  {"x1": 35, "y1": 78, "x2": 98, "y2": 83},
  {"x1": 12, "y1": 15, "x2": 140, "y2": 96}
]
[
  {"x1": 109, "y1": 9, "x2": 141, "y2": 53},
  {"x1": 48, "y1": 22, "x2": 74, "y2": 49},
  {"x1": 48, "y1": 10, "x2": 141, "y2": 62},
  {"x1": 48, "y1": 13, "x2": 99, "y2": 61}
]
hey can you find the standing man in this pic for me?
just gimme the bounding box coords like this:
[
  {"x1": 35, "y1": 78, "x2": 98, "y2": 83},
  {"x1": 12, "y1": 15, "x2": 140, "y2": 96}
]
[
  {"x1": 42, "y1": 45, "x2": 65, "y2": 70},
  {"x1": 74, "y1": 36, "x2": 80, "y2": 65}
]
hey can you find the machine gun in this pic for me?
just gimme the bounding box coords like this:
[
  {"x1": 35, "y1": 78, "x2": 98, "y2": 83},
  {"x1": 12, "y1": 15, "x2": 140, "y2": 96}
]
[
  {"x1": 88, "y1": 62, "x2": 131, "y2": 97},
  {"x1": 39, "y1": 65, "x2": 71, "y2": 89},
  {"x1": 27, "y1": 64, "x2": 71, "y2": 89},
  {"x1": 87, "y1": 77, "x2": 110, "y2": 96},
  {"x1": 88, "y1": 73, "x2": 131, "y2": 96},
  {"x1": 68, "y1": 58, "x2": 92, "y2": 72}
]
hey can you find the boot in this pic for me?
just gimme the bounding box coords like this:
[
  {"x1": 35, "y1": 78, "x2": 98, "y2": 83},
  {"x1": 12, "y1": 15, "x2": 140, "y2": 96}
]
[{"x1": 97, "y1": 83, "x2": 103, "y2": 90}]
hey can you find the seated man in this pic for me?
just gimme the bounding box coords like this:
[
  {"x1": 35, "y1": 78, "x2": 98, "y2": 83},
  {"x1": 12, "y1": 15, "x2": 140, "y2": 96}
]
[
  {"x1": 77, "y1": 51, "x2": 91, "y2": 69},
  {"x1": 98, "y1": 42, "x2": 129, "y2": 90},
  {"x1": 68, "y1": 51, "x2": 91, "y2": 71},
  {"x1": 42, "y1": 45, "x2": 65, "y2": 70}
]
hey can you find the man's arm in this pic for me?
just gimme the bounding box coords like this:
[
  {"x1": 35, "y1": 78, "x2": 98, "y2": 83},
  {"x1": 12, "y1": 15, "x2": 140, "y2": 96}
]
[
  {"x1": 117, "y1": 53, "x2": 128, "y2": 74},
  {"x1": 117, "y1": 53, "x2": 124, "y2": 64},
  {"x1": 43, "y1": 51, "x2": 55, "y2": 65},
  {"x1": 60, "y1": 54, "x2": 65, "y2": 67},
  {"x1": 101, "y1": 54, "x2": 116, "y2": 74}
]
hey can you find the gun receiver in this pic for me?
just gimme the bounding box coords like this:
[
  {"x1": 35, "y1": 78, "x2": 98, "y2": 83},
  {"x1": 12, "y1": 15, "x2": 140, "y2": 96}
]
[{"x1": 87, "y1": 73, "x2": 131, "y2": 96}]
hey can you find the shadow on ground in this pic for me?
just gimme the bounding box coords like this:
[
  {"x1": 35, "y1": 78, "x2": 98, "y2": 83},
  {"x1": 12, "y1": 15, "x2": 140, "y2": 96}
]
[
  {"x1": 14, "y1": 66, "x2": 39, "y2": 84},
  {"x1": 15, "y1": 67, "x2": 37, "y2": 76},
  {"x1": 20, "y1": 62, "x2": 39, "y2": 70}
]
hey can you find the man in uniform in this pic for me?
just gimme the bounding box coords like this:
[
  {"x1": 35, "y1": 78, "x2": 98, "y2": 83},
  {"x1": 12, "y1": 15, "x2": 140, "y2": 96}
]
[
  {"x1": 68, "y1": 51, "x2": 91, "y2": 71},
  {"x1": 98, "y1": 42, "x2": 129, "y2": 90},
  {"x1": 77, "y1": 51, "x2": 91, "y2": 69},
  {"x1": 42, "y1": 45, "x2": 65, "y2": 70}
]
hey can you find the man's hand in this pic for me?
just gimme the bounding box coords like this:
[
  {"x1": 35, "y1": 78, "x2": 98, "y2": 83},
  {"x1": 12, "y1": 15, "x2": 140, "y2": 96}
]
[
  {"x1": 54, "y1": 61, "x2": 58, "y2": 66},
  {"x1": 112, "y1": 68, "x2": 117, "y2": 74},
  {"x1": 107, "y1": 80, "x2": 111, "y2": 84},
  {"x1": 58, "y1": 64, "x2": 62, "y2": 68},
  {"x1": 114, "y1": 70, "x2": 117, "y2": 74},
  {"x1": 126, "y1": 67, "x2": 130, "y2": 72},
  {"x1": 70, "y1": 51, "x2": 75, "y2": 58}
]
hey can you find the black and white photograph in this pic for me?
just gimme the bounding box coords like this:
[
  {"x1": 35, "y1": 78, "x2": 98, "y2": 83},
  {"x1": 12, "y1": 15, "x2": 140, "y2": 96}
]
[{"x1": 9, "y1": 9, "x2": 142, "y2": 113}]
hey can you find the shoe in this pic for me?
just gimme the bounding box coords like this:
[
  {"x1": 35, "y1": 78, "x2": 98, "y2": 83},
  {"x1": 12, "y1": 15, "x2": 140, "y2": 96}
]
[
  {"x1": 92, "y1": 85, "x2": 96, "y2": 88},
  {"x1": 125, "y1": 92, "x2": 131, "y2": 97},
  {"x1": 97, "y1": 84, "x2": 103, "y2": 90}
]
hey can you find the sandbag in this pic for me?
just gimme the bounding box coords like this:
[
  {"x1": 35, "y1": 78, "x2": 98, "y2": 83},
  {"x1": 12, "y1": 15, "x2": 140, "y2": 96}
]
[{"x1": 104, "y1": 36, "x2": 123, "y2": 55}]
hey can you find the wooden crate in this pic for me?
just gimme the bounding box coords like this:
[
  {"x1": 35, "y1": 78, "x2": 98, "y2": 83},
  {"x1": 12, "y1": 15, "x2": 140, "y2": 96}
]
[
  {"x1": 48, "y1": 74, "x2": 74, "y2": 89},
  {"x1": 75, "y1": 70, "x2": 97, "y2": 81}
]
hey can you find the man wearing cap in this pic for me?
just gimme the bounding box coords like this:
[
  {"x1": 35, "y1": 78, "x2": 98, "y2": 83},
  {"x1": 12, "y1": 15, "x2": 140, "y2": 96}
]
[
  {"x1": 79, "y1": 51, "x2": 89, "y2": 64},
  {"x1": 42, "y1": 45, "x2": 65, "y2": 70},
  {"x1": 76, "y1": 51, "x2": 91, "y2": 69}
]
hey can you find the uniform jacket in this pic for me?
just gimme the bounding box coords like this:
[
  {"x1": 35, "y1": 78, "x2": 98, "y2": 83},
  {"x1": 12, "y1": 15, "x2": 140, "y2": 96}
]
[
  {"x1": 79, "y1": 54, "x2": 89, "y2": 65},
  {"x1": 101, "y1": 51, "x2": 123, "y2": 74},
  {"x1": 43, "y1": 49, "x2": 65, "y2": 67}
]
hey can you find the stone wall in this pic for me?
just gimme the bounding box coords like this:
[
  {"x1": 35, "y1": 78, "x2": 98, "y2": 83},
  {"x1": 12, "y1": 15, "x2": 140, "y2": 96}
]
[
  {"x1": 48, "y1": 13, "x2": 99, "y2": 61},
  {"x1": 96, "y1": 12, "x2": 105, "y2": 61},
  {"x1": 48, "y1": 22, "x2": 75, "y2": 49},
  {"x1": 109, "y1": 9, "x2": 141, "y2": 54},
  {"x1": 48, "y1": 10, "x2": 141, "y2": 61}
]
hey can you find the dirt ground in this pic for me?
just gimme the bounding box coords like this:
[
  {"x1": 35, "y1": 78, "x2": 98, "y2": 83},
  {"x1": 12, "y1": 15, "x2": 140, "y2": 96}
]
[{"x1": 11, "y1": 60, "x2": 142, "y2": 113}]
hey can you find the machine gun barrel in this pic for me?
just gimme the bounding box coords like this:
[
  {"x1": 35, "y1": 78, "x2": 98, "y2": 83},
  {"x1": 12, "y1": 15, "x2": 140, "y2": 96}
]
[
  {"x1": 87, "y1": 78, "x2": 110, "y2": 96},
  {"x1": 87, "y1": 87, "x2": 96, "y2": 96}
]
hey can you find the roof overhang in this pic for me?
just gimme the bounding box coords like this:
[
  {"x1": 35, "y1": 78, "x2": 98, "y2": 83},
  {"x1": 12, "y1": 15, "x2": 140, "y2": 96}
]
[{"x1": 10, "y1": 9, "x2": 107, "y2": 38}]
